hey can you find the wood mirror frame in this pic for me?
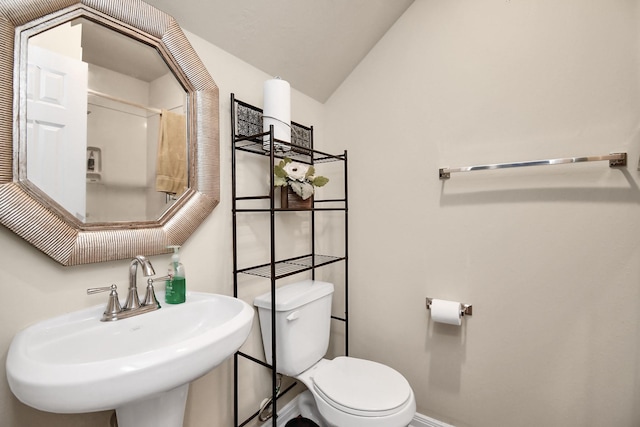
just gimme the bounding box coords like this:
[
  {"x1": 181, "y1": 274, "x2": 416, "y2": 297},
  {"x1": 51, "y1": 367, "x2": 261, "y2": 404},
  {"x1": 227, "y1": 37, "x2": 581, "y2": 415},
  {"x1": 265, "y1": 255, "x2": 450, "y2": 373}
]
[{"x1": 0, "y1": 0, "x2": 219, "y2": 265}]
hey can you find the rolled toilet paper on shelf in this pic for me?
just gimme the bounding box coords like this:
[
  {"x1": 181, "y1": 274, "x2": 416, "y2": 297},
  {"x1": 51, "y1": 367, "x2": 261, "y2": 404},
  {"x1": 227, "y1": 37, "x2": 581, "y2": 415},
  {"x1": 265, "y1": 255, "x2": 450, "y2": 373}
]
[
  {"x1": 430, "y1": 299, "x2": 462, "y2": 326},
  {"x1": 263, "y1": 77, "x2": 291, "y2": 151}
]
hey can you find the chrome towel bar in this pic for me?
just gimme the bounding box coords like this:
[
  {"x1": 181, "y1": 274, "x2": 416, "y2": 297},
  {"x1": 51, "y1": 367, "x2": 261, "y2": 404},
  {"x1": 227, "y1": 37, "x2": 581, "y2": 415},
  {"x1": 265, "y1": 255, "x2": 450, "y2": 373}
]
[{"x1": 439, "y1": 152, "x2": 627, "y2": 180}]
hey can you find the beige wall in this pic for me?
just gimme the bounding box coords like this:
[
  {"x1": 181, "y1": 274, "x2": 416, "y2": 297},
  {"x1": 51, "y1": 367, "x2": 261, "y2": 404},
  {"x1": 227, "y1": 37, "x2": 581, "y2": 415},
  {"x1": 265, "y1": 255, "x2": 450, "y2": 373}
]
[{"x1": 324, "y1": 0, "x2": 640, "y2": 426}]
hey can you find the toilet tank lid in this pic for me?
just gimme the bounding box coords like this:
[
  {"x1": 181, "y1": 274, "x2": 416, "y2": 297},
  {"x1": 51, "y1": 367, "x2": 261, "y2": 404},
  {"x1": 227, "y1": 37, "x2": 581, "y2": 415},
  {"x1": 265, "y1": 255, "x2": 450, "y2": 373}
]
[{"x1": 254, "y1": 280, "x2": 334, "y2": 311}]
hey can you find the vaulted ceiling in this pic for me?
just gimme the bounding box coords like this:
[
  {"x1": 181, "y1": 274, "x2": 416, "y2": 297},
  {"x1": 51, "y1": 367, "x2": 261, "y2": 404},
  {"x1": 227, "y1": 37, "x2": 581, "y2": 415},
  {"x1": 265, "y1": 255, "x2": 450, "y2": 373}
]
[{"x1": 143, "y1": 0, "x2": 415, "y2": 102}]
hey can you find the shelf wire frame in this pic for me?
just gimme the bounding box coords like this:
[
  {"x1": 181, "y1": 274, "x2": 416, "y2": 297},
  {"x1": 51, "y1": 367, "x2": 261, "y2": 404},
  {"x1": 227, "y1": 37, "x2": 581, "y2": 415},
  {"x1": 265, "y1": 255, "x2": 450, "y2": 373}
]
[
  {"x1": 233, "y1": 98, "x2": 345, "y2": 165},
  {"x1": 231, "y1": 94, "x2": 348, "y2": 427}
]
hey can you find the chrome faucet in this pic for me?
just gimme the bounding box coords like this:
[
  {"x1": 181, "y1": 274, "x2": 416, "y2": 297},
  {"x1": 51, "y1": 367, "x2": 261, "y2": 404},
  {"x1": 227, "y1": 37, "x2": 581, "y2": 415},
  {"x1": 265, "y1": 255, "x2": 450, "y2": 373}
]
[
  {"x1": 87, "y1": 256, "x2": 164, "y2": 322},
  {"x1": 124, "y1": 255, "x2": 156, "y2": 310}
]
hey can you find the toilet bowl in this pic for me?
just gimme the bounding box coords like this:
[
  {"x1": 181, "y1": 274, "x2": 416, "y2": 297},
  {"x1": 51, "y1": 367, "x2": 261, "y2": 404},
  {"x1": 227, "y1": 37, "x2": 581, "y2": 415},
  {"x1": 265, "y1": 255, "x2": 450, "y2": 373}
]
[
  {"x1": 297, "y1": 389, "x2": 325, "y2": 426},
  {"x1": 296, "y1": 357, "x2": 415, "y2": 427},
  {"x1": 254, "y1": 280, "x2": 416, "y2": 427}
]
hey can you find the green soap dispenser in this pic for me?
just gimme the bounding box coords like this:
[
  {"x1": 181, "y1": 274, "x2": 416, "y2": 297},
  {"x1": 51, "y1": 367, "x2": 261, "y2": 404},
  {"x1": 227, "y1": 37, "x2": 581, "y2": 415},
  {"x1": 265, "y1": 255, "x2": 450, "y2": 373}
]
[{"x1": 165, "y1": 245, "x2": 186, "y2": 304}]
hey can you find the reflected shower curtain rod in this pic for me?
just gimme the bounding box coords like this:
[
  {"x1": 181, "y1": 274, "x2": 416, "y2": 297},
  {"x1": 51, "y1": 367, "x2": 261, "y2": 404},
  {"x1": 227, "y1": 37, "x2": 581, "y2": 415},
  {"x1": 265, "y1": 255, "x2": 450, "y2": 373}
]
[
  {"x1": 439, "y1": 152, "x2": 627, "y2": 180},
  {"x1": 87, "y1": 89, "x2": 162, "y2": 115}
]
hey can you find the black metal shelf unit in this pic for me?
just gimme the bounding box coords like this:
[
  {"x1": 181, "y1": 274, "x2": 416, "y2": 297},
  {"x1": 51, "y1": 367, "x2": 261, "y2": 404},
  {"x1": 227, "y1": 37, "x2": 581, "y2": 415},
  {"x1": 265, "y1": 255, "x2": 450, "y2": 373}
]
[{"x1": 231, "y1": 94, "x2": 348, "y2": 427}]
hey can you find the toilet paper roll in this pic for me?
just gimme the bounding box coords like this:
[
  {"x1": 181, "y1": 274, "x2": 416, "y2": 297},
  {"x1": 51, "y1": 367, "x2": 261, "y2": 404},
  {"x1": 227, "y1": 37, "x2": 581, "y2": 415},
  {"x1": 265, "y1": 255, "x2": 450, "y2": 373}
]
[
  {"x1": 430, "y1": 299, "x2": 462, "y2": 326},
  {"x1": 263, "y1": 77, "x2": 291, "y2": 151}
]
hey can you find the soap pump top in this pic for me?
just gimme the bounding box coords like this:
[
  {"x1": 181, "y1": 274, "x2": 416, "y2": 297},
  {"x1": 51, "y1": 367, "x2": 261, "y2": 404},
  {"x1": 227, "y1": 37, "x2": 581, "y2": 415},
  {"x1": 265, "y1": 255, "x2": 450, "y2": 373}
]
[{"x1": 168, "y1": 245, "x2": 185, "y2": 279}]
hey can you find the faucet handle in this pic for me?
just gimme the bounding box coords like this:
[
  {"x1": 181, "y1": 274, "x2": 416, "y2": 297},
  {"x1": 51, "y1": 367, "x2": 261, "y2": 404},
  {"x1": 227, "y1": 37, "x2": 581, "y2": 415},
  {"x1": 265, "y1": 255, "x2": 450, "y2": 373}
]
[
  {"x1": 143, "y1": 276, "x2": 170, "y2": 308},
  {"x1": 87, "y1": 284, "x2": 117, "y2": 294},
  {"x1": 147, "y1": 274, "x2": 172, "y2": 284},
  {"x1": 87, "y1": 284, "x2": 122, "y2": 322}
]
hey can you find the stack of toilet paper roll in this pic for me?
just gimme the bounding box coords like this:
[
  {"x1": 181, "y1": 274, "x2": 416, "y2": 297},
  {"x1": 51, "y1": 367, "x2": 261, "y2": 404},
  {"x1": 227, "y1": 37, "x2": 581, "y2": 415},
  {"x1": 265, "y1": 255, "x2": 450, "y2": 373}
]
[
  {"x1": 429, "y1": 299, "x2": 463, "y2": 326},
  {"x1": 263, "y1": 77, "x2": 291, "y2": 152}
]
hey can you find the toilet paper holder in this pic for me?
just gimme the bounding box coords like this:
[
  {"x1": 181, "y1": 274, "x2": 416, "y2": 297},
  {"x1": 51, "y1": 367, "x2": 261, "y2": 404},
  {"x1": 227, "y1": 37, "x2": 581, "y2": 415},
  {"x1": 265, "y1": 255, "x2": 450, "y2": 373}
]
[{"x1": 425, "y1": 298, "x2": 473, "y2": 316}]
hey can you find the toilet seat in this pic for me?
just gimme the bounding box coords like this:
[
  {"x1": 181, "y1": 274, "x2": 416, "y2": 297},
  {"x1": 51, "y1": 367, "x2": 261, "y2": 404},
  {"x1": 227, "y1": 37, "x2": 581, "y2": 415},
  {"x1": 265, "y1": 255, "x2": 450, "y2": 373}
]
[{"x1": 312, "y1": 357, "x2": 412, "y2": 417}]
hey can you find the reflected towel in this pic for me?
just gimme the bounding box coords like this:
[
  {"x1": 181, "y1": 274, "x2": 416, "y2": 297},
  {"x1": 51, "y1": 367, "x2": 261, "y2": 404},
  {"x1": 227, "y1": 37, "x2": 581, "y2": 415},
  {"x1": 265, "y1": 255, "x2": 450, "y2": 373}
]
[{"x1": 156, "y1": 109, "x2": 187, "y2": 194}]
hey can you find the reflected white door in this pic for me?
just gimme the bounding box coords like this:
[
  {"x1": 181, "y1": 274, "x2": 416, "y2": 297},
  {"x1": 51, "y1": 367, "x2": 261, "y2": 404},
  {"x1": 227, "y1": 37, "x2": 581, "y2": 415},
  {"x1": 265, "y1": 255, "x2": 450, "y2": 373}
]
[{"x1": 27, "y1": 44, "x2": 88, "y2": 221}]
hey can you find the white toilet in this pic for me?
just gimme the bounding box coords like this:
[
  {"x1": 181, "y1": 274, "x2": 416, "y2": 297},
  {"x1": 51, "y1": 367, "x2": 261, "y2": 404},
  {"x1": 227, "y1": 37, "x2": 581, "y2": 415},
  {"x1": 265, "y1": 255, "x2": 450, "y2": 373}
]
[{"x1": 254, "y1": 280, "x2": 416, "y2": 427}]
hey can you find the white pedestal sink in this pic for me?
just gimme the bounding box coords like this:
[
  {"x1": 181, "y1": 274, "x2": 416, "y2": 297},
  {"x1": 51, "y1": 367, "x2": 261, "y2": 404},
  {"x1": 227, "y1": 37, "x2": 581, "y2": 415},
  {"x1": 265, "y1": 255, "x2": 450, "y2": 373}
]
[{"x1": 6, "y1": 291, "x2": 253, "y2": 427}]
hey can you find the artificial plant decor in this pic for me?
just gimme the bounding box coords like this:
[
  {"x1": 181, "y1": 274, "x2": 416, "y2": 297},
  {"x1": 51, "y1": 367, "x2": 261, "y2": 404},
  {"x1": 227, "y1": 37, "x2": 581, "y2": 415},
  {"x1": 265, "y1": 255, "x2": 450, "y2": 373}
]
[{"x1": 274, "y1": 157, "x2": 329, "y2": 200}]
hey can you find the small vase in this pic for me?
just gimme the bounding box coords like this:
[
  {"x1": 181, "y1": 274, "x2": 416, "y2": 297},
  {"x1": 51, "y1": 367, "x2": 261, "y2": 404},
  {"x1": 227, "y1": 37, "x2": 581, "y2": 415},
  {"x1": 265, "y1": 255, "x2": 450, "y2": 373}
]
[{"x1": 280, "y1": 186, "x2": 312, "y2": 209}]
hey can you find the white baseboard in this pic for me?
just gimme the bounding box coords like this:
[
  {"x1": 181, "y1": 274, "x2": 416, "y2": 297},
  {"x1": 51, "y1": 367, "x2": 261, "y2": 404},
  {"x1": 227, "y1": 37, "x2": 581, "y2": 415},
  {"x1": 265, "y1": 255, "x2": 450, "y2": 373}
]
[
  {"x1": 260, "y1": 394, "x2": 455, "y2": 427},
  {"x1": 410, "y1": 412, "x2": 456, "y2": 427}
]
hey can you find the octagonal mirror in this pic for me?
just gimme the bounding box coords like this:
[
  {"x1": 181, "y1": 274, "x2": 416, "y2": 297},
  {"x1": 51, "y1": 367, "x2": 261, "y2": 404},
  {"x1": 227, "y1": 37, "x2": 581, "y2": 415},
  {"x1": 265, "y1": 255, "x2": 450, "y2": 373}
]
[{"x1": 0, "y1": 0, "x2": 219, "y2": 265}]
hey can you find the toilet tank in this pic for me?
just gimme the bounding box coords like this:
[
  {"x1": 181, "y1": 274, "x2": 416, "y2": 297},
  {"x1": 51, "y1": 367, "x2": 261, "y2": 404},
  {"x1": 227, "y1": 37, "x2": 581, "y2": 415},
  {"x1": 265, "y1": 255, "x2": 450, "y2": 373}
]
[{"x1": 254, "y1": 280, "x2": 334, "y2": 377}]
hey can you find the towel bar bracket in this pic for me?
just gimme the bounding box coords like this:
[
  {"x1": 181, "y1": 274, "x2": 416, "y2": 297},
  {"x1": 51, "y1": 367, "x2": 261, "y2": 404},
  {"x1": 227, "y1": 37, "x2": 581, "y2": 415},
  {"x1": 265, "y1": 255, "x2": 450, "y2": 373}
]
[{"x1": 609, "y1": 153, "x2": 627, "y2": 167}]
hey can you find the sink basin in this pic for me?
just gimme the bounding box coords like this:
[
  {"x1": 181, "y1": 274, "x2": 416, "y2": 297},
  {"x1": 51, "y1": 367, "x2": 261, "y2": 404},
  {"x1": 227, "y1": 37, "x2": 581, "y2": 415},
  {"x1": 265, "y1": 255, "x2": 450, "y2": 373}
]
[{"x1": 6, "y1": 291, "x2": 253, "y2": 427}]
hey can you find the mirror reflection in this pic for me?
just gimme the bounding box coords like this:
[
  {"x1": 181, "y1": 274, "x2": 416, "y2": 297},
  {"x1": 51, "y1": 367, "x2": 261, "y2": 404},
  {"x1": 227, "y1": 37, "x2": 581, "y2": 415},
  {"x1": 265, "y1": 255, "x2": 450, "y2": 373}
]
[{"x1": 26, "y1": 18, "x2": 188, "y2": 223}]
